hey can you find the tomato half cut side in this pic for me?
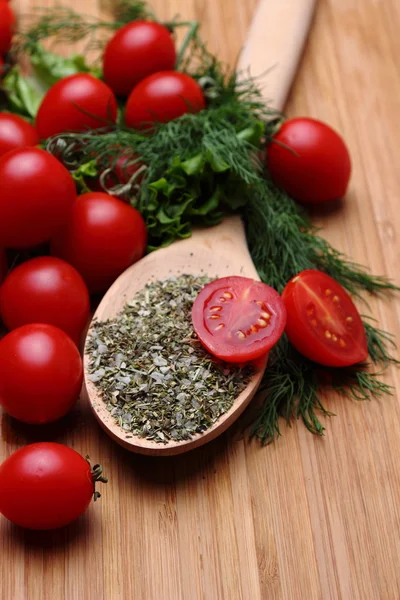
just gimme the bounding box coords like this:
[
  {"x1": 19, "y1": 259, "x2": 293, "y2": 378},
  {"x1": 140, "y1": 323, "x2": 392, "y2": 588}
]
[
  {"x1": 282, "y1": 270, "x2": 368, "y2": 367},
  {"x1": 192, "y1": 276, "x2": 287, "y2": 363}
]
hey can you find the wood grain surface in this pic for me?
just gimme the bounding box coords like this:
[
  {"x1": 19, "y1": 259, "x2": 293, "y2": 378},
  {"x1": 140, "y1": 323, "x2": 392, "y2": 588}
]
[{"x1": 1, "y1": 0, "x2": 400, "y2": 599}]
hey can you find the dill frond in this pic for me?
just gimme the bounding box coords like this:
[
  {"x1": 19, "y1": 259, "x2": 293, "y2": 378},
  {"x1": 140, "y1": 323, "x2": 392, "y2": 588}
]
[
  {"x1": 250, "y1": 331, "x2": 397, "y2": 445},
  {"x1": 14, "y1": 2, "x2": 151, "y2": 57},
  {"x1": 363, "y1": 316, "x2": 399, "y2": 365}
]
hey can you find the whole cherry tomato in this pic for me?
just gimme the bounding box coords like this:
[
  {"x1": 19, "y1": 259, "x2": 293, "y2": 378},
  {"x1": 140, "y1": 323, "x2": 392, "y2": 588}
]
[
  {"x1": 0, "y1": 323, "x2": 83, "y2": 424},
  {"x1": 0, "y1": 113, "x2": 39, "y2": 158},
  {"x1": 36, "y1": 74, "x2": 118, "y2": 139},
  {"x1": 0, "y1": 443, "x2": 107, "y2": 530},
  {"x1": 125, "y1": 71, "x2": 206, "y2": 129},
  {"x1": 0, "y1": 148, "x2": 76, "y2": 248},
  {"x1": 51, "y1": 192, "x2": 147, "y2": 293},
  {"x1": 0, "y1": 257, "x2": 90, "y2": 344},
  {"x1": 267, "y1": 118, "x2": 351, "y2": 204},
  {"x1": 282, "y1": 270, "x2": 368, "y2": 366},
  {"x1": 0, "y1": 2, "x2": 15, "y2": 56},
  {"x1": 103, "y1": 20, "x2": 176, "y2": 97}
]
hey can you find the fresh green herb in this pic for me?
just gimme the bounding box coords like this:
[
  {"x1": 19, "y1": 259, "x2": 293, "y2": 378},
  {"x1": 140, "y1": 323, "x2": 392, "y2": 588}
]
[
  {"x1": 4, "y1": 0, "x2": 398, "y2": 443},
  {"x1": 69, "y1": 159, "x2": 99, "y2": 192},
  {"x1": 250, "y1": 327, "x2": 397, "y2": 444},
  {"x1": 14, "y1": 4, "x2": 151, "y2": 57},
  {"x1": 245, "y1": 178, "x2": 399, "y2": 295},
  {"x1": 87, "y1": 275, "x2": 252, "y2": 443}
]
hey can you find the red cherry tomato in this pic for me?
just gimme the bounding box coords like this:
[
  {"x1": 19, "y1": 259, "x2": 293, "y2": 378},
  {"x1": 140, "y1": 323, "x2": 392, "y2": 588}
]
[
  {"x1": 103, "y1": 20, "x2": 176, "y2": 97},
  {"x1": 0, "y1": 257, "x2": 90, "y2": 344},
  {"x1": 0, "y1": 443, "x2": 106, "y2": 530},
  {"x1": 282, "y1": 270, "x2": 368, "y2": 366},
  {"x1": 0, "y1": 148, "x2": 76, "y2": 249},
  {"x1": 0, "y1": 323, "x2": 83, "y2": 424},
  {"x1": 51, "y1": 192, "x2": 147, "y2": 293},
  {"x1": 0, "y1": 113, "x2": 39, "y2": 158},
  {"x1": 0, "y1": 249, "x2": 7, "y2": 283},
  {"x1": 192, "y1": 276, "x2": 287, "y2": 363},
  {"x1": 36, "y1": 74, "x2": 118, "y2": 139},
  {"x1": 267, "y1": 118, "x2": 351, "y2": 204},
  {"x1": 0, "y1": 2, "x2": 15, "y2": 55},
  {"x1": 125, "y1": 71, "x2": 206, "y2": 129}
]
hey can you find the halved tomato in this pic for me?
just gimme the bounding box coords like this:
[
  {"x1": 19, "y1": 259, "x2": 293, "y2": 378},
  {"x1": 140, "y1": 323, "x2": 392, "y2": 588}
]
[
  {"x1": 192, "y1": 276, "x2": 287, "y2": 363},
  {"x1": 282, "y1": 270, "x2": 368, "y2": 367}
]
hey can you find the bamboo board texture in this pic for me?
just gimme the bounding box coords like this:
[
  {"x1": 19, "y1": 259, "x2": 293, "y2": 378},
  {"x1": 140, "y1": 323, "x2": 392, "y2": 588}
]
[{"x1": 1, "y1": 0, "x2": 400, "y2": 599}]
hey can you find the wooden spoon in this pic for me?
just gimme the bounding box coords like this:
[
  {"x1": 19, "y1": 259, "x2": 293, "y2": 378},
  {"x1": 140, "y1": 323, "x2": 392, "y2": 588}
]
[{"x1": 83, "y1": 0, "x2": 317, "y2": 456}]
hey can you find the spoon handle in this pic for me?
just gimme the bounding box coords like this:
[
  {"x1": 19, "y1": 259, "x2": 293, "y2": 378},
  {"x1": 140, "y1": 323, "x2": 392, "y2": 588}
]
[
  {"x1": 237, "y1": 0, "x2": 317, "y2": 112},
  {"x1": 197, "y1": 1, "x2": 317, "y2": 255}
]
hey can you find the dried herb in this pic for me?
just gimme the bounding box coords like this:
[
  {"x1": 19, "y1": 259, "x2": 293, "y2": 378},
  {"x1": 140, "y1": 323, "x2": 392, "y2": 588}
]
[{"x1": 87, "y1": 275, "x2": 252, "y2": 443}]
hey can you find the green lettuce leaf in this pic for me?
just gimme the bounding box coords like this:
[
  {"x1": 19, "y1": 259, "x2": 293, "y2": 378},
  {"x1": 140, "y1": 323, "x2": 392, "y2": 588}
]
[
  {"x1": 72, "y1": 160, "x2": 99, "y2": 192},
  {"x1": 29, "y1": 44, "x2": 101, "y2": 87},
  {"x1": 143, "y1": 150, "x2": 251, "y2": 250},
  {"x1": 2, "y1": 67, "x2": 44, "y2": 119}
]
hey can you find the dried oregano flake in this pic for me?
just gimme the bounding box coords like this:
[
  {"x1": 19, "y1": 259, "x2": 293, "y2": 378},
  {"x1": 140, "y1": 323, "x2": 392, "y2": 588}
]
[{"x1": 87, "y1": 274, "x2": 252, "y2": 443}]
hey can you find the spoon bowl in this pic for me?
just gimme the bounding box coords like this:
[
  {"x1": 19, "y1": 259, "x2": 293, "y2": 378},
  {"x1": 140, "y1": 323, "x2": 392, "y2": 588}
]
[{"x1": 83, "y1": 217, "x2": 267, "y2": 455}]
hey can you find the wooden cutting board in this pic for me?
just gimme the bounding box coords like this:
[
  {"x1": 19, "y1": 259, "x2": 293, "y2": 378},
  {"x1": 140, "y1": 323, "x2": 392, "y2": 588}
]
[{"x1": 1, "y1": 1, "x2": 400, "y2": 599}]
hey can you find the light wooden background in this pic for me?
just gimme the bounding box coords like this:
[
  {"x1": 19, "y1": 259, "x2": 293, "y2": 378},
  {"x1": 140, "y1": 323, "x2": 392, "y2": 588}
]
[{"x1": 1, "y1": 0, "x2": 400, "y2": 599}]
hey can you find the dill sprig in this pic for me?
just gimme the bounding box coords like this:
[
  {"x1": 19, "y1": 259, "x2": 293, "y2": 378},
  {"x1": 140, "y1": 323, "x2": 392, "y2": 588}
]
[
  {"x1": 14, "y1": 2, "x2": 151, "y2": 56},
  {"x1": 13, "y1": 0, "x2": 399, "y2": 442},
  {"x1": 250, "y1": 326, "x2": 397, "y2": 445},
  {"x1": 363, "y1": 316, "x2": 399, "y2": 365},
  {"x1": 245, "y1": 179, "x2": 399, "y2": 294}
]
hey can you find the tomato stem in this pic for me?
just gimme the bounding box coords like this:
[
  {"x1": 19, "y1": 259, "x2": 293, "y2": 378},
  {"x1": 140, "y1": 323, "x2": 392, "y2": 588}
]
[{"x1": 85, "y1": 455, "x2": 108, "y2": 502}]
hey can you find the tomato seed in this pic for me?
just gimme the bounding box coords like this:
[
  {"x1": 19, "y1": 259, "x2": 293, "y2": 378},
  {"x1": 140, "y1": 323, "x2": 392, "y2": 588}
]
[
  {"x1": 219, "y1": 297, "x2": 226, "y2": 302},
  {"x1": 346, "y1": 316, "x2": 353, "y2": 323},
  {"x1": 325, "y1": 289, "x2": 332, "y2": 296},
  {"x1": 215, "y1": 324, "x2": 225, "y2": 330},
  {"x1": 332, "y1": 334, "x2": 338, "y2": 342},
  {"x1": 210, "y1": 306, "x2": 222, "y2": 312},
  {"x1": 223, "y1": 292, "x2": 233, "y2": 299},
  {"x1": 325, "y1": 330, "x2": 332, "y2": 339},
  {"x1": 258, "y1": 319, "x2": 268, "y2": 327},
  {"x1": 250, "y1": 325, "x2": 257, "y2": 333},
  {"x1": 333, "y1": 296, "x2": 339, "y2": 303},
  {"x1": 339, "y1": 338, "x2": 346, "y2": 347},
  {"x1": 261, "y1": 311, "x2": 271, "y2": 319},
  {"x1": 237, "y1": 331, "x2": 246, "y2": 339},
  {"x1": 209, "y1": 315, "x2": 220, "y2": 320}
]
